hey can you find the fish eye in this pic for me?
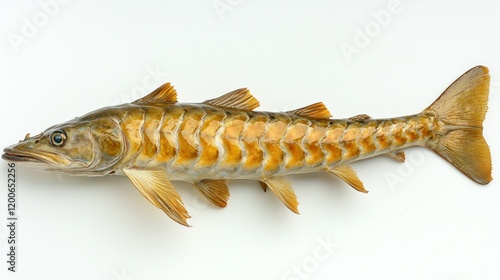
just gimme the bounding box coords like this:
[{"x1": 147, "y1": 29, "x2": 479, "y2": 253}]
[{"x1": 50, "y1": 130, "x2": 67, "y2": 147}]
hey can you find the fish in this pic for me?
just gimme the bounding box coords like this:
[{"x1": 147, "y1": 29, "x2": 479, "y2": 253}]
[{"x1": 2, "y1": 65, "x2": 492, "y2": 226}]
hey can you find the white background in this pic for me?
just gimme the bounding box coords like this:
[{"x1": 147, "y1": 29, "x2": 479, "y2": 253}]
[{"x1": 1, "y1": 1, "x2": 500, "y2": 279}]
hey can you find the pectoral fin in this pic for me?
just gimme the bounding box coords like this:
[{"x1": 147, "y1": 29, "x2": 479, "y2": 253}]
[
  {"x1": 326, "y1": 165, "x2": 368, "y2": 193},
  {"x1": 260, "y1": 177, "x2": 299, "y2": 214},
  {"x1": 123, "y1": 168, "x2": 191, "y2": 227},
  {"x1": 194, "y1": 179, "x2": 230, "y2": 207}
]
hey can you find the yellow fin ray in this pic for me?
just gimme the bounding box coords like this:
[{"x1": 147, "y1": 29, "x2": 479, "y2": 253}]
[
  {"x1": 194, "y1": 179, "x2": 230, "y2": 208},
  {"x1": 133, "y1": 83, "x2": 177, "y2": 104},
  {"x1": 385, "y1": 151, "x2": 406, "y2": 162},
  {"x1": 287, "y1": 102, "x2": 332, "y2": 120},
  {"x1": 260, "y1": 177, "x2": 299, "y2": 214},
  {"x1": 203, "y1": 88, "x2": 259, "y2": 110},
  {"x1": 326, "y1": 165, "x2": 368, "y2": 193},
  {"x1": 425, "y1": 66, "x2": 491, "y2": 184},
  {"x1": 123, "y1": 168, "x2": 190, "y2": 226},
  {"x1": 259, "y1": 181, "x2": 268, "y2": 192}
]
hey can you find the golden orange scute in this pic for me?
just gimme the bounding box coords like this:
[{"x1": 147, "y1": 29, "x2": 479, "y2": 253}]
[
  {"x1": 358, "y1": 124, "x2": 377, "y2": 155},
  {"x1": 240, "y1": 114, "x2": 267, "y2": 171},
  {"x1": 392, "y1": 122, "x2": 408, "y2": 147},
  {"x1": 124, "y1": 120, "x2": 142, "y2": 146},
  {"x1": 219, "y1": 112, "x2": 247, "y2": 170},
  {"x1": 304, "y1": 122, "x2": 327, "y2": 166},
  {"x1": 156, "y1": 106, "x2": 183, "y2": 163},
  {"x1": 174, "y1": 107, "x2": 203, "y2": 168},
  {"x1": 415, "y1": 115, "x2": 433, "y2": 138},
  {"x1": 196, "y1": 112, "x2": 223, "y2": 168},
  {"x1": 142, "y1": 121, "x2": 159, "y2": 156},
  {"x1": 137, "y1": 107, "x2": 163, "y2": 163},
  {"x1": 119, "y1": 109, "x2": 145, "y2": 165},
  {"x1": 404, "y1": 118, "x2": 420, "y2": 142},
  {"x1": 374, "y1": 122, "x2": 393, "y2": 151},
  {"x1": 262, "y1": 115, "x2": 289, "y2": 172},
  {"x1": 322, "y1": 126, "x2": 343, "y2": 164},
  {"x1": 283, "y1": 119, "x2": 308, "y2": 169},
  {"x1": 340, "y1": 123, "x2": 362, "y2": 160}
]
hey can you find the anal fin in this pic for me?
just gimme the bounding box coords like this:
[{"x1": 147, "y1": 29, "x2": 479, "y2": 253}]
[
  {"x1": 259, "y1": 181, "x2": 268, "y2": 192},
  {"x1": 194, "y1": 179, "x2": 230, "y2": 208},
  {"x1": 123, "y1": 168, "x2": 191, "y2": 227},
  {"x1": 385, "y1": 151, "x2": 406, "y2": 162},
  {"x1": 326, "y1": 165, "x2": 368, "y2": 193},
  {"x1": 260, "y1": 177, "x2": 299, "y2": 214}
]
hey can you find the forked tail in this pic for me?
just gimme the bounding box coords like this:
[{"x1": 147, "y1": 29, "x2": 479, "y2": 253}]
[{"x1": 423, "y1": 66, "x2": 491, "y2": 184}]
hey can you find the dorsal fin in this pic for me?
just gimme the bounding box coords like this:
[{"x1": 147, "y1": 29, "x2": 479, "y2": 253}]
[
  {"x1": 287, "y1": 102, "x2": 332, "y2": 120},
  {"x1": 349, "y1": 114, "x2": 371, "y2": 121},
  {"x1": 203, "y1": 88, "x2": 260, "y2": 111},
  {"x1": 133, "y1": 83, "x2": 178, "y2": 104}
]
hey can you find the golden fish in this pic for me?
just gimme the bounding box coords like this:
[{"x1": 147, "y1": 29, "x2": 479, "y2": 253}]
[{"x1": 2, "y1": 66, "x2": 492, "y2": 226}]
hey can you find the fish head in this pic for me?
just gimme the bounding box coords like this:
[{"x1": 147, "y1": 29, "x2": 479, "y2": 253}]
[{"x1": 2, "y1": 117, "x2": 124, "y2": 175}]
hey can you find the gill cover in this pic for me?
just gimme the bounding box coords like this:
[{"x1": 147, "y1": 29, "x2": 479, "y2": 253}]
[{"x1": 88, "y1": 118, "x2": 124, "y2": 173}]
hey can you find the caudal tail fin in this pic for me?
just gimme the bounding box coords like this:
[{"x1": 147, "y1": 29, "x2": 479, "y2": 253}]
[{"x1": 424, "y1": 65, "x2": 492, "y2": 184}]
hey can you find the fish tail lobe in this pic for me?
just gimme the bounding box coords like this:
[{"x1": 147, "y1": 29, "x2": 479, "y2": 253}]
[{"x1": 424, "y1": 65, "x2": 491, "y2": 184}]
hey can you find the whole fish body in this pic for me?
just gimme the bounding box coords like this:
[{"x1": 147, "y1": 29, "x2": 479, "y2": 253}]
[{"x1": 2, "y1": 66, "x2": 492, "y2": 226}]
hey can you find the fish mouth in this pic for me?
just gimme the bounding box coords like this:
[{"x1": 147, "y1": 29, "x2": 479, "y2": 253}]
[
  {"x1": 2, "y1": 151, "x2": 44, "y2": 163},
  {"x1": 2, "y1": 147, "x2": 68, "y2": 166}
]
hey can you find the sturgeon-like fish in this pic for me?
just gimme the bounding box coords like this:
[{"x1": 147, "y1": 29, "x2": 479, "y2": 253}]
[{"x1": 2, "y1": 66, "x2": 492, "y2": 226}]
